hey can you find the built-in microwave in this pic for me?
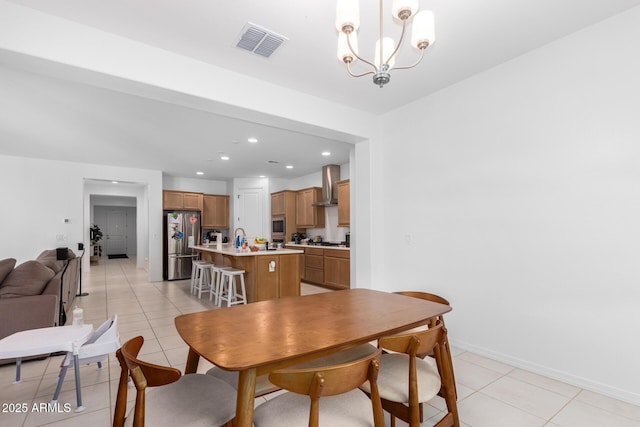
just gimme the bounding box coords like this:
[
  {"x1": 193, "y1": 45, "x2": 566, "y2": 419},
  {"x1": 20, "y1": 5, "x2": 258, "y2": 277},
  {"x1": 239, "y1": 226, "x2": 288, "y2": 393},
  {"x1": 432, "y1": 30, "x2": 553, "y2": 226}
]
[{"x1": 271, "y1": 217, "x2": 285, "y2": 239}]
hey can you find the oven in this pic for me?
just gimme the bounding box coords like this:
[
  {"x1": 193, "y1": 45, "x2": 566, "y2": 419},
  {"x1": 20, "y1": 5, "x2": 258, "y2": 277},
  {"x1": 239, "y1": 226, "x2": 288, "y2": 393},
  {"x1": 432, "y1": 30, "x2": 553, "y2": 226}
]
[{"x1": 271, "y1": 216, "x2": 285, "y2": 241}]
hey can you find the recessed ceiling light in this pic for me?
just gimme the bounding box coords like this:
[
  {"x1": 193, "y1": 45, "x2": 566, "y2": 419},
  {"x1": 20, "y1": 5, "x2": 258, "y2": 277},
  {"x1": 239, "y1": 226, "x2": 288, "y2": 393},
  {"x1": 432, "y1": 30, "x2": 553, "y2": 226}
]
[
  {"x1": 221, "y1": 156, "x2": 230, "y2": 160},
  {"x1": 259, "y1": 175, "x2": 266, "y2": 178},
  {"x1": 196, "y1": 171, "x2": 204, "y2": 175},
  {"x1": 322, "y1": 151, "x2": 331, "y2": 156},
  {"x1": 248, "y1": 137, "x2": 258, "y2": 143},
  {"x1": 286, "y1": 165, "x2": 294, "y2": 169},
  {"x1": 111, "y1": 181, "x2": 119, "y2": 184}
]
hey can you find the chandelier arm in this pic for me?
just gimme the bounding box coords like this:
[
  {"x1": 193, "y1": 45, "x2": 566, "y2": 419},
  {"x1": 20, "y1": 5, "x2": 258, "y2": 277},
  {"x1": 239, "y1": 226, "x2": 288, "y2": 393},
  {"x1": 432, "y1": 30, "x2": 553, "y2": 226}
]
[
  {"x1": 346, "y1": 61, "x2": 375, "y2": 78},
  {"x1": 346, "y1": 33, "x2": 378, "y2": 71},
  {"x1": 384, "y1": 19, "x2": 408, "y2": 67},
  {"x1": 388, "y1": 48, "x2": 426, "y2": 71}
]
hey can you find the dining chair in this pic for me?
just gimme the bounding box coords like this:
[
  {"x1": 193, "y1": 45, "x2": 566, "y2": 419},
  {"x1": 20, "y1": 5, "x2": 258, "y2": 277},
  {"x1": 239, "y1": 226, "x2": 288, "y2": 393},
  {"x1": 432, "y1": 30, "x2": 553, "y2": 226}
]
[
  {"x1": 360, "y1": 320, "x2": 459, "y2": 427},
  {"x1": 113, "y1": 336, "x2": 237, "y2": 427},
  {"x1": 253, "y1": 345, "x2": 385, "y2": 427},
  {"x1": 394, "y1": 291, "x2": 457, "y2": 397},
  {"x1": 52, "y1": 314, "x2": 120, "y2": 404}
]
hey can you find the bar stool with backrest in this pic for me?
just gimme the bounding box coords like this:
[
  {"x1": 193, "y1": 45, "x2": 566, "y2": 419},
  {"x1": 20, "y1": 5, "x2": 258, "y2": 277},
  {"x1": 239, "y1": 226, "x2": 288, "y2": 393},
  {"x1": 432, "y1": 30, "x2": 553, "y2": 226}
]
[
  {"x1": 217, "y1": 267, "x2": 247, "y2": 307},
  {"x1": 360, "y1": 320, "x2": 459, "y2": 427},
  {"x1": 113, "y1": 336, "x2": 237, "y2": 427},
  {"x1": 253, "y1": 345, "x2": 385, "y2": 427}
]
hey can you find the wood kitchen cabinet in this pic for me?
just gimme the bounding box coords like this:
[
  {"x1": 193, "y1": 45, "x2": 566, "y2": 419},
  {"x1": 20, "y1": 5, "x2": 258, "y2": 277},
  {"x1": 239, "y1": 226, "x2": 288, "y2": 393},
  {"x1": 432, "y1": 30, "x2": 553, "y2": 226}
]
[
  {"x1": 271, "y1": 191, "x2": 286, "y2": 216},
  {"x1": 324, "y1": 249, "x2": 350, "y2": 289},
  {"x1": 297, "y1": 246, "x2": 350, "y2": 290},
  {"x1": 202, "y1": 194, "x2": 229, "y2": 228},
  {"x1": 271, "y1": 190, "x2": 300, "y2": 240},
  {"x1": 296, "y1": 187, "x2": 325, "y2": 228},
  {"x1": 304, "y1": 247, "x2": 324, "y2": 285},
  {"x1": 163, "y1": 190, "x2": 203, "y2": 211},
  {"x1": 337, "y1": 179, "x2": 350, "y2": 227}
]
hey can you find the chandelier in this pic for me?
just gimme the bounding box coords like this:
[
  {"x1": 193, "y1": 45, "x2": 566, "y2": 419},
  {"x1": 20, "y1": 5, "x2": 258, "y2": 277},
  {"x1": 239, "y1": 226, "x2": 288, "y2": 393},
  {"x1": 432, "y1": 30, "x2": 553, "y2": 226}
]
[{"x1": 335, "y1": 0, "x2": 435, "y2": 88}]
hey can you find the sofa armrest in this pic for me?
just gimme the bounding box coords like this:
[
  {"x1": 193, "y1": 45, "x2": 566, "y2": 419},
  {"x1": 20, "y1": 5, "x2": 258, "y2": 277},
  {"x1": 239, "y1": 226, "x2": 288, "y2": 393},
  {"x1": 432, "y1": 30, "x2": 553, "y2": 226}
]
[{"x1": 0, "y1": 295, "x2": 58, "y2": 340}]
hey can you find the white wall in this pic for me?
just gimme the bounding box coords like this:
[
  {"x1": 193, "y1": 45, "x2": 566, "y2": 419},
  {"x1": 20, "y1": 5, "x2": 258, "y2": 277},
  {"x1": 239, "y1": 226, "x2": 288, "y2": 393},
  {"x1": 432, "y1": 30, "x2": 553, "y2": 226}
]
[
  {"x1": 376, "y1": 7, "x2": 640, "y2": 404},
  {"x1": 0, "y1": 155, "x2": 163, "y2": 281},
  {"x1": 163, "y1": 176, "x2": 229, "y2": 195}
]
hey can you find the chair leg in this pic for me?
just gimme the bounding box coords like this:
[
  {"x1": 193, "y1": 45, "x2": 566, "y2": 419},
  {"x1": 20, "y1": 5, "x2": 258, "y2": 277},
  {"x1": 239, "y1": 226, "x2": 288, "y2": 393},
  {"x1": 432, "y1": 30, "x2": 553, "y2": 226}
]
[{"x1": 52, "y1": 365, "x2": 69, "y2": 402}]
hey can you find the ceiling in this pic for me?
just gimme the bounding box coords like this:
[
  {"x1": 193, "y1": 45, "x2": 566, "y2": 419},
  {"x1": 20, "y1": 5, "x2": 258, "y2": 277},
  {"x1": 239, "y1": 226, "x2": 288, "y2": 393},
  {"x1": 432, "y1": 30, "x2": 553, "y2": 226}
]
[{"x1": 1, "y1": 0, "x2": 639, "y2": 180}]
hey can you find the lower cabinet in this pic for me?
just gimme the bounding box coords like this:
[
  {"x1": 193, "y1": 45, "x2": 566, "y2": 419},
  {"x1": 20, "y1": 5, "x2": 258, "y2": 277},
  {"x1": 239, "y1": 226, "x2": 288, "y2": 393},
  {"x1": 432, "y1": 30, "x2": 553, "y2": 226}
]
[
  {"x1": 297, "y1": 247, "x2": 350, "y2": 290},
  {"x1": 323, "y1": 249, "x2": 350, "y2": 290},
  {"x1": 304, "y1": 248, "x2": 324, "y2": 285}
]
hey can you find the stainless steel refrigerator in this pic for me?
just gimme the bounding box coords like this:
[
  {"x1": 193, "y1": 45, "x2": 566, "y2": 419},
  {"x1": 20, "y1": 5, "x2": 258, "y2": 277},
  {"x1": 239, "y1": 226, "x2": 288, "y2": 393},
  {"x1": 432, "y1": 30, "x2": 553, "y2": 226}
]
[{"x1": 163, "y1": 211, "x2": 200, "y2": 280}]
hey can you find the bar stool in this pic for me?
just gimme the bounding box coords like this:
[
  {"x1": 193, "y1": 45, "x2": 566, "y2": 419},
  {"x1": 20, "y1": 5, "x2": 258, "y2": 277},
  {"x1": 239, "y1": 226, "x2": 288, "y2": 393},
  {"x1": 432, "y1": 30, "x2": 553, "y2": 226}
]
[
  {"x1": 190, "y1": 260, "x2": 208, "y2": 295},
  {"x1": 192, "y1": 261, "x2": 213, "y2": 299},
  {"x1": 217, "y1": 268, "x2": 247, "y2": 307},
  {"x1": 208, "y1": 265, "x2": 232, "y2": 305}
]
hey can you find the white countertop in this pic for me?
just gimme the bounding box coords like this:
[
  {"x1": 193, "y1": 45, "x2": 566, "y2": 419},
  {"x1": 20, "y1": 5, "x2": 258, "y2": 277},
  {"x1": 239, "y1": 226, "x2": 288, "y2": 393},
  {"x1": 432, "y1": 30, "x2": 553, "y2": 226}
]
[
  {"x1": 285, "y1": 243, "x2": 351, "y2": 251},
  {"x1": 192, "y1": 245, "x2": 303, "y2": 257}
]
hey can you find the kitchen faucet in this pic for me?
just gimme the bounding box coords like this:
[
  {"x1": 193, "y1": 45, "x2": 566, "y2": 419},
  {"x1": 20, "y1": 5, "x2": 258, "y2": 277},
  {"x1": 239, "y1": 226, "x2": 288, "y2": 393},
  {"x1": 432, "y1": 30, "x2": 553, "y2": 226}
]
[{"x1": 233, "y1": 227, "x2": 246, "y2": 247}]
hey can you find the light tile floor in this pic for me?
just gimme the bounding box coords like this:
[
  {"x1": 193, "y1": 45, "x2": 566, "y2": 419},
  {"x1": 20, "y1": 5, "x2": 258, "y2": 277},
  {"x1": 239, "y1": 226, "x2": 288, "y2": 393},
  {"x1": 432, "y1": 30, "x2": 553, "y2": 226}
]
[{"x1": 1, "y1": 257, "x2": 639, "y2": 427}]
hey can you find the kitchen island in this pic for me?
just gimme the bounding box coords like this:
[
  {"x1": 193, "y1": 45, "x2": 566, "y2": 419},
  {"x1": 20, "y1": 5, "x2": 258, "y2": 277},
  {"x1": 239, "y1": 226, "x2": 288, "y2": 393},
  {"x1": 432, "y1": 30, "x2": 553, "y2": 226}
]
[{"x1": 191, "y1": 245, "x2": 303, "y2": 303}]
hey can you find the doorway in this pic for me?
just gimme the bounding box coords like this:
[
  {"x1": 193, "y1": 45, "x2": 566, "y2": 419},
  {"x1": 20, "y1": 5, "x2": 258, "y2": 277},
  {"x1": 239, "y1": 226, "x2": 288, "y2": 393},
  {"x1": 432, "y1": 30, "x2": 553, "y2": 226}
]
[
  {"x1": 106, "y1": 209, "x2": 127, "y2": 255},
  {"x1": 235, "y1": 187, "x2": 264, "y2": 239},
  {"x1": 93, "y1": 204, "x2": 137, "y2": 257}
]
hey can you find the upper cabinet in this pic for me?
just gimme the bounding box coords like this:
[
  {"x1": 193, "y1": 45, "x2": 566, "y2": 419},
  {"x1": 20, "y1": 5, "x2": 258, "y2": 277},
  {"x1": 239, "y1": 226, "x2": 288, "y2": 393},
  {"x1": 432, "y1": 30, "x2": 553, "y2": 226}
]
[
  {"x1": 271, "y1": 191, "x2": 286, "y2": 216},
  {"x1": 202, "y1": 194, "x2": 230, "y2": 228},
  {"x1": 163, "y1": 190, "x2": 203, "y2": 211},
  {"x1": 296, "y1": 187, "x2": 325, "y2": 228},
  {"x1": 337, "y1": 179, "x2": 350, "y2": 227}
]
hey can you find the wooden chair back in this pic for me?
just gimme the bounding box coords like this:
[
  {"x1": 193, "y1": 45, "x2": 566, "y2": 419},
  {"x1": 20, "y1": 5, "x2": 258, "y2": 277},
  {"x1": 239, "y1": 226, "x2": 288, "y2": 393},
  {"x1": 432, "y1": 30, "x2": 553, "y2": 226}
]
[
  {"x1": 394, "y1": 291, "x2": 450, "y2": 306},
  {"x1": 394, "y1": 290, "x2": 457, "y2": 398},
  {"x1": 268, "y1": 347, "x2": 385, "y2": 427},
  {"x1": 113, "y1": 336, "x2": 182, "y2": 427},
  {"x1": 378, "y1": 320, "x2": 458, "y2": 427}
]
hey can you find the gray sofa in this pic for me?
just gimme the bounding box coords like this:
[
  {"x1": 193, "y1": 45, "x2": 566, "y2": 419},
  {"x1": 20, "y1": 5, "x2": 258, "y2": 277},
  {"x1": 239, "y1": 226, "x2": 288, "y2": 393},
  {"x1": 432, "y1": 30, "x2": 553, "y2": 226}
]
[{"x1": 0, "y1": 249, "x2": 80, "y2": 343}]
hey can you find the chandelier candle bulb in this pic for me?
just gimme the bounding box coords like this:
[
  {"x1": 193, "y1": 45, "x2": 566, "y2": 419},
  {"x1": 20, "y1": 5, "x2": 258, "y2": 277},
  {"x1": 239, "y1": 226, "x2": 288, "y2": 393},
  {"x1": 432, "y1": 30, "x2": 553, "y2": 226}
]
[
  {"x1": 375, "y1": 37, "x2": 396, "y2": 68},
  {"x1": 336, "y1": 0, "x2": 360, "y2": 32},
  {"x1": 411, "y1": 10, "x2": 435, "y2": 49},
  {"x1": 338, "y1": 32, "x2": 358, "y2": 62},
  {"x1": 391, "y1": 0, "x2": 419, "y2": 20}
]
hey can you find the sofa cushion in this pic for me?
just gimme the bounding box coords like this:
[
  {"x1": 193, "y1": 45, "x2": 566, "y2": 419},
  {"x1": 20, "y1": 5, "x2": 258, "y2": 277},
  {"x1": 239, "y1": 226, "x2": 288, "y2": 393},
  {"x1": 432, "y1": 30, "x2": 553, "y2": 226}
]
[
  {"x1": 0, "y1": 258, "x2": 16, "y2": 284},
  {"x1": 36, "y1": 249, "x2": 75, "y2": 273},
  {"x1": 0, "y1": 261, "x2": 55, "y2": 298}
]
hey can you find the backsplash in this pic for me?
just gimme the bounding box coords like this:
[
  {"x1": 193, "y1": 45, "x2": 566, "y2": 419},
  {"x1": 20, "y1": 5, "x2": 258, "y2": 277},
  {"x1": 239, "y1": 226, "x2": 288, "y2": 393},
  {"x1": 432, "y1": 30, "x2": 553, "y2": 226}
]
[{"x1": 305, "y1": 207, "x2": 349, "y2": 243}]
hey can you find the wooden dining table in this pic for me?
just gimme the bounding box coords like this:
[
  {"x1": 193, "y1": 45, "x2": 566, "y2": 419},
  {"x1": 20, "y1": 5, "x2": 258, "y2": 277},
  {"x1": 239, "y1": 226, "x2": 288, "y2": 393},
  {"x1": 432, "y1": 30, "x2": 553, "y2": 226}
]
[{"x1": 175, "y1": 288, "x2": 454, "y2": 427}]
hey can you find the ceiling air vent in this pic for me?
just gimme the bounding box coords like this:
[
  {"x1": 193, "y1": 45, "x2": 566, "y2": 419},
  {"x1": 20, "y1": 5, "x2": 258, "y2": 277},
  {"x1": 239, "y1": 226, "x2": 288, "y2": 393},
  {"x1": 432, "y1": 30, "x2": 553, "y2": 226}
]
[{"x1": 236, "y1": 22, "x2": 288, "y2": 58}]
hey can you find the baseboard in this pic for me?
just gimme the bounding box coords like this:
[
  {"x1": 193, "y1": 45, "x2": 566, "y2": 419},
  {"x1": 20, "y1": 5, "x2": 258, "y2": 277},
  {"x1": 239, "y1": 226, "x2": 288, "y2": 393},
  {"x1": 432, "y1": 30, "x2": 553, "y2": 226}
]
[{"x1": 449, "y1": 338, "x2": 640, "y2": 407}]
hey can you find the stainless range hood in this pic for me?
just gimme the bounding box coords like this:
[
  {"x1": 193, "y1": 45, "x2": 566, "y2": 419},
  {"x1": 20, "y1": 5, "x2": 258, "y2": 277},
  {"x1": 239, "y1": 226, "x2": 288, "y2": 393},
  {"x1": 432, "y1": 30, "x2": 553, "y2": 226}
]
[{"x1": 313, "y1": 164, "x2": 340, "y2": 206}]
